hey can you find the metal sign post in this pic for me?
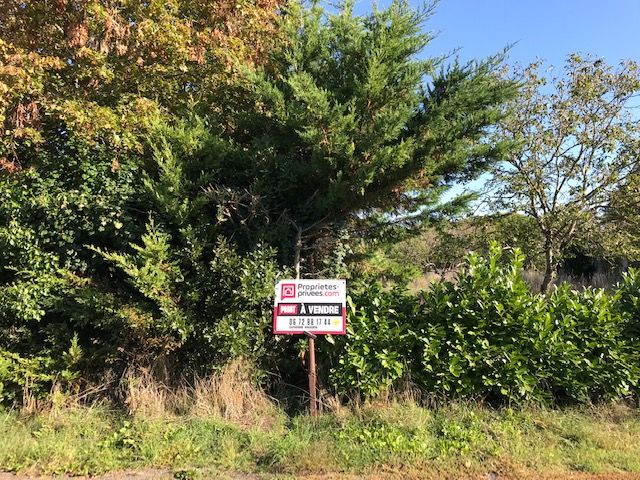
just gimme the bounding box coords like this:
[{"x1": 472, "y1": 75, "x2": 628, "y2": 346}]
[{"x1": 273, "y1": 279, "x2": 346, "y2": 416}]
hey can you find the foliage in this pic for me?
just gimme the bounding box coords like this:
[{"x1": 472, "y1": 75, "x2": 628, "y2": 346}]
[
  {"x1": 230, "y1": 0, "x2": 518, "y2": 268},
  {"x1": 472, "y1": 214, "x2": 545, "y2": 269},
  {"x1": 182, "y1": 239, "x2": 286, "y2": 369},
  {"x1": 0, "y1": 0, "x2": 285, "y2": 388},
  {"x1": 0, "y1": 0, "x2": 281, "y2": 165},
  {"x1": 489, "y1": 55, "x2": 640, "y2": 291},
  {"x1": 2, "y1": 403, "x2": 640, "y2": 476},
  {"x1": 0, "y1": 119, "x2": 286, "y2": 396},
  {"x1": 329, "y1": 283, "x2": 414, "y2": 397},
  {"x1": 363, "y1": 213, "x2": 545, "y2": 287},
  {"x1": 604, "y1": 173, "x2": 640, "y2": 259},
  {"x1": 0, "y1": 335, "x2": 82, "y2": 404},
  {"x1": 332, "y1": 244, "x2": 639, "y2": 403},
  {"x1": 89, "y1": 219, "x2": 286, "y2": 369},
  {"x1": 91, "y1": 220, "x2": 191, "y2": 353},
  {"x1": 0, "y1": 139, "x2": 140, "y2": 385},
  {"x1": 2, "y1": 0, "x2": 637, "y2": 414},
  {"x1": 347, "y1": 244, "x2": 422, "y2": 288},
  {"x1": 617, "y1": 268, "x2": 640, "y2": 343},
  {"x1": 412, "y1": 245, "x2": 548, "y2": 401},
  {"x1": 543, "y1": 284, "x2": 636, "y2": 402},
  {"x1": 0, "y1": 0, "x2": 520, "y2": 406},
  {"x1": 0, "y1": 350, "x2": 53, "y2": 404}
]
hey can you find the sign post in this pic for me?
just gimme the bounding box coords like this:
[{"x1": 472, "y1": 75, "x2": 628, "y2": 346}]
[
  {"x1": 273, "y1": 279, "x2": 347, "y2": 416},
  {"x1": 305, "y1": 331, "x2": 317, "y2": 416}
]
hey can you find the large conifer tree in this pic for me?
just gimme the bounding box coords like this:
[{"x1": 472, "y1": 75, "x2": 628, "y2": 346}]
[{"x1": 218, "y1": 1, "x2": 518, "y2": 269}]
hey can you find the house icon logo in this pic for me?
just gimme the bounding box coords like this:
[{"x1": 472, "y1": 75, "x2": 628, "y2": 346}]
[{"x1": 281, "y1": 283, "x2": 296, "y2": 299}]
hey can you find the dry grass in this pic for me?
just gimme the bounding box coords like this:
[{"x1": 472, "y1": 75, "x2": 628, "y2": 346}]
[
  {"x1": 122, "y1": 358, "x2": 280, "y2": 428},
  {"x1": 19, "y1": 378, "x2": 111, "y2": 417},
  {"x1": 407, "y1": 271, "x2": 458, "y2": 292},
  {"x1": 406, "y1": 268, "x2": 621, "y2": 295},
  {"x1": 19, "y1": 380, "x2": 40, "y2": 416},
  {"x1": 123, "y1": 368, "x2": 175, "y2": 418},
  {"x1": 519, "y1": 269, "x2": 623, "y2": 293},
  {"x1": 14, "y1": 358, "x2": 279, "y2": 428},
  {"x1": 190, "y1": 359, "x2": 278, "y2": 426},
  {"x1": 556, "y1": 270, "x2": 622, "y2": 291},
  {"x1": 522, "y1": 269, "x2": 544, "y2": 293}
]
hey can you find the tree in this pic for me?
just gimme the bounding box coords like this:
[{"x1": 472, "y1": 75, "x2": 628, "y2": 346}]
[
  {"x1": 0, "y1": 0, "x2": 281, "y2": 169},
  {"x1": 603, "y1": 172, "x2": 640, "y2": 259},
  {"x1": 380, "y1": 213, "x2": 543, "y2": 285},
  {"x1": 0, "y1": 0, "x2": 518, "y2": 398},
  {"x1": 222, "y1": 0, "x2": 519, "y2": 272},
  {"x1": 490, "y1": 55, "x2": 640, "y2": 292},
  {"x1": 0, "y1": 0, "x2": 284, "y2": 377}
]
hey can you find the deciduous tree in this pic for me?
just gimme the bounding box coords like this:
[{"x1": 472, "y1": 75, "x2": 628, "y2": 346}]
[
  {"x1": 490, "y1": 56, "x2": 640, "y2": 292},
  {"x1": 0, "y1": 0, "x2": 281, "y2": 168}
]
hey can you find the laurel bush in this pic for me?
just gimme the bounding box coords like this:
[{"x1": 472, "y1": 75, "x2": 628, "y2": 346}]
[{"x1": 333, "y1": 245, "x2": 639, "y2": 403}]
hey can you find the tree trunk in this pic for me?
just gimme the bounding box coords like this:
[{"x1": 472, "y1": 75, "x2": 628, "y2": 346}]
[
  {"x1": 293, "y1": 225, "x2": 302, "y2": 280},
  {"x1": 541, "y1": 242, "x2": 557, "y2": 293}
]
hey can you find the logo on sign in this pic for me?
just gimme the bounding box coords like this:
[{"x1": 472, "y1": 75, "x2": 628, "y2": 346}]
[{"x1": 281, "y1": 283, "x2": 296, "y2": 299}]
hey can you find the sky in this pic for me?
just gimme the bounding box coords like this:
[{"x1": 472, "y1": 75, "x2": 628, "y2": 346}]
[
  {"x1": 353, "y1": 0, "x2": 640, "y2": 209},
  {"x1": 356, "y1": 0, "x2": 640, "y2": 68}
]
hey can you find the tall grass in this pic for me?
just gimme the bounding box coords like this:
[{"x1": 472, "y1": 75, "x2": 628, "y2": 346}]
[
  {"x1": 2, "y1": 357, "x2": 640, "y2": 478},
  {"x1": 1, "y1": 397, "x2": 639, "y2": 478},
  {"x1": 122, "y1": 358, "x2": 280, "y2": 427},
  {"x1": 413, "y1": 268, "x2": 623, "y2": 294}
]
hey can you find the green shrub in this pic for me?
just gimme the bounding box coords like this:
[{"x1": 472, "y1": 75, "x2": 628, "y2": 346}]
[
  {"x1": 332, "y1": 244, "x2": 640, "y2": 404},
  {"x1": 617, "y1": 268, "x2": 640, "y2": 343},
  {"x1": 0, "y1": 124, "x2": 288, "y2": 405},
  {"x1": 0, "y1": 336, "x2": 83, "y2": 404},
  {"x1": 329, "y1": 283, "x2": 414, "y2": 398},
  {"x1": 543, "y1": 285, "x2": 637, "y2": 401},
  {"x1": 413, "y1": 245, "x2": 547, "y2": 402},
  {"x1": 0, "y1": 351, "x2": 54, "y2": 404}
]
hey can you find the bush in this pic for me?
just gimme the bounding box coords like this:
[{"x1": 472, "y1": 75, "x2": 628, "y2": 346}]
[
  {"x1": 617, "y1": 268, "x2": 640, "y2": 343},
  {"x1": 0, "y1": 124, "x2": 289, "y2": 406},
  {"x1": 329, "y1": 283, "x2": 415, "y2": 398},
  {"x1": 332, "y1": 244, "x2": 640, "y2": 404},
  {"x1": 0, "y1": 335, "x2": 82, "y2": 404},
  {"x1": 413, "y1": 245, "x2": 547, "y2": 402},
  {"x1": 543, "y1": 285, "x2": 637, "y2": 402},
  {"x1": 0, "y1": 351, "x2": 53, "y2": 404}
]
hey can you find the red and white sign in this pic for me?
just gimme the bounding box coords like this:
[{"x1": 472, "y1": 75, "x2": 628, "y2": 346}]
[{"x1": 273, "y1": 279, "x2": 346, "y2": 335}]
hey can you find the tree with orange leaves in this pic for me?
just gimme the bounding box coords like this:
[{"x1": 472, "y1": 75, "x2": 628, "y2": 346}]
[{"x1": 0, "y1": 0, "x2": 282, "y2": 169}]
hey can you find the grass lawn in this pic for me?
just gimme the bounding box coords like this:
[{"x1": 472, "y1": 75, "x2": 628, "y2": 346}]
[{"x1": 1, "y1": 401, "x2": 639, "y2": 479}]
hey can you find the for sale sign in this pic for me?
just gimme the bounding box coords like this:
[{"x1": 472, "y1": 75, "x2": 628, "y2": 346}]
[{"x1": 273, "y1": 279, "x2": 347, "y2": 335}]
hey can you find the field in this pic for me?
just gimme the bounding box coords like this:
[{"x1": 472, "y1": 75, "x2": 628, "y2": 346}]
[{"x1": 1, "y1": 399, "x2": 639, "y2": 480}]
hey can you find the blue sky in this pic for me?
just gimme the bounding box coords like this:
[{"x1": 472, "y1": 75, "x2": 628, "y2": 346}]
[
  {"x1": 352, "y1": 0, "x2": 640, "y2": 210},
  {"x1": 356, "y1": 0, "x2": 640, "y2": 67},
  {"x1": 428, "y1": 1, "x2": 640, "y2": 67}
]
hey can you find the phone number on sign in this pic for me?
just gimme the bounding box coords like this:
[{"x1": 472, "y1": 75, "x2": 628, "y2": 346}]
[{"x1": 288, "y1": 318, "x2": 336, "y2": 328}]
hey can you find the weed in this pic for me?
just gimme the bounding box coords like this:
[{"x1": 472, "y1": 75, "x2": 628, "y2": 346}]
[
  {"x1": 173, "y1": 468, "x2": 202, "y2": 480},
  {"x1": 0, "y1": 402, "x2": 639, "y2": 477}
]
